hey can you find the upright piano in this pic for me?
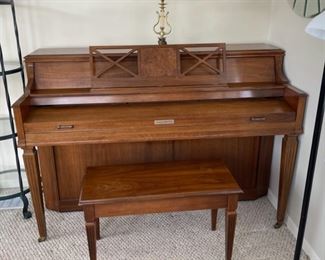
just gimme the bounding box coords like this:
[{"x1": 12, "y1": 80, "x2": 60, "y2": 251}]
[{"x1": 13, "y1": 43, "x2": 306, "y2": 241}]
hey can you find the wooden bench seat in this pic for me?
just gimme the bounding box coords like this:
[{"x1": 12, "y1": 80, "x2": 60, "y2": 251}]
[{"x1": 79, "y1": 160, "x2": 242, "y2": 260}]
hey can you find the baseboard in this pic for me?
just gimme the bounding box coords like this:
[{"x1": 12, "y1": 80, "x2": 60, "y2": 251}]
[
  {"x1": 267, "y1": 189, "x2": 320, "y2": 260},
  {"x1": 267, "y1": 188, "x2": 278, "y2": 209}
]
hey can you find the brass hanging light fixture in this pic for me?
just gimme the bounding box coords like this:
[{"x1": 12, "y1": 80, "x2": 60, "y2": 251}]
[{"x1": 153, "y1": 0, "x2": 172, "y2": 45}]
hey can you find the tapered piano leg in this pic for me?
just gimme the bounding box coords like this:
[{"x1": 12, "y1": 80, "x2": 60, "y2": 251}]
[
  {"x1": 23, "y1": 147, "x2": 47, "y2": 241},
  {"x1": 275, "y1": 135, "x2": 298, "y2": 228}
]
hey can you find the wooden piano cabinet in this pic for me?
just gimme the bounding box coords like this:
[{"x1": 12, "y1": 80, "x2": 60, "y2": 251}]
[
  {"x1": 38, "y1": 137, "x2": 273, "y2": 212},
  {"x1": 13, "y1": 44, "x2": 306, "y2": 241}
]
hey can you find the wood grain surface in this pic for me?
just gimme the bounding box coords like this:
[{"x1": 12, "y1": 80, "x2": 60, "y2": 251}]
[
  {"x1": 79, "y1": 160, "x2": 242, "y2": 205},
  {"x1": 12, "y1": 43, "x2": 307, "y2": 242}
]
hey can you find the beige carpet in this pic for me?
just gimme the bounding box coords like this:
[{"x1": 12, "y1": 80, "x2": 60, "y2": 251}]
[{"x1": 0, "y1": 197, "x2": 308, "y2": 260}]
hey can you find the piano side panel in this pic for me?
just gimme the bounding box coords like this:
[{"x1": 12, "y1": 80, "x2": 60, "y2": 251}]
[{"x1": 38, "y1": 137, "x2": 273, "y2": 211}]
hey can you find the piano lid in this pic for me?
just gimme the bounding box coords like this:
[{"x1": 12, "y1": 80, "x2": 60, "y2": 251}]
[{"x1": 26, "y1": 43, "x2": 284, "y2": 58}]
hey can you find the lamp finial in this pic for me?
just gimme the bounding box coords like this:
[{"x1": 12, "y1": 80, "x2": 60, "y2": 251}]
[{"x1": 153, "y1": 0, "x2": 172, "y2": 45}]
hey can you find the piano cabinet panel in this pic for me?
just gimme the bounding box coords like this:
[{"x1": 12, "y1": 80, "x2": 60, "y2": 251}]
[
  {"x1": 174, "y1": 138, "x2": 260, "y2": 189},
  {"x1": 28, "y1": 44, "x2": 287, "y2": 91},
  {"x1": 38, "y1": 137, "x2": 273, "y2": 212},
  {"x1": 226, "y1": 57, "x2": 276, "y2": 84},
  {"x1": 35, "y1": 61, "x2": 91, "y2": 89}
]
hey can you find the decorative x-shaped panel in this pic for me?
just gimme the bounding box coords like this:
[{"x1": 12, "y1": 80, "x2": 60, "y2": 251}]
[
  {"x1": 90, "y1": 46, "x2": 139, "y2": 79},
  {"x1": 90, "y1": 43, "x2": 227, "y2": 88},
  {"x1": 180, "y1": 46, "x2": 225, "y2": 76}
]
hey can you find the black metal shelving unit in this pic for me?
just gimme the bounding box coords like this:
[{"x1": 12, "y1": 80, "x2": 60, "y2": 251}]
[{"x1": 0, "y1": 0, "x2": 31, "y2": 219}]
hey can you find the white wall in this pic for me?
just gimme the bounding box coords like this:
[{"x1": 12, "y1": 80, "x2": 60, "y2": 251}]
[
  {"x1": 1, "y1": 0, "x2": 272, "y2": 61},
  {"x1": 268, "y1": 1, "x2": 325, "y2": 260}
]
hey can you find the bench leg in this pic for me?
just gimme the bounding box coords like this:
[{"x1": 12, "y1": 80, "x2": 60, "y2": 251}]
[
  {"x1": 84, "y1": 206, "x2": 97, "y2": 260},
  {"x1": 225, "y1": 195, "x2": 238, "y2": 260},
  {"x1": 211, "y1": 209, "x2": 218, "y2": 231},
  {"x1": 86, "y1": 222, "x2": 97, "y2": 260},
  {"x1": 96, "y1": 218, "x2": 100, "y2": 240}
]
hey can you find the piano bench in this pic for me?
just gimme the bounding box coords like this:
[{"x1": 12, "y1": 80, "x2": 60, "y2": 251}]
[{"x1": 79, "y1": 160, "x2": 242, "y2": 260}]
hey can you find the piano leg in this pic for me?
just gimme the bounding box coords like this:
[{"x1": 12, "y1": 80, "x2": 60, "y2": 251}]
[
  {"x1": 275, "y1": 135, "x2": 298, "y2": 228},
  {"x1": 23, "y1": 147, "x2": 47, "y2": 241}
]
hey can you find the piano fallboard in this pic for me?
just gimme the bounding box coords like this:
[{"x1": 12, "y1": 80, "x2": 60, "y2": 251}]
[{"x1": 21, "y1": 98, "x2": 298, "y2": 146}]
